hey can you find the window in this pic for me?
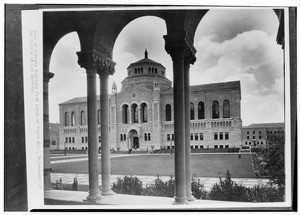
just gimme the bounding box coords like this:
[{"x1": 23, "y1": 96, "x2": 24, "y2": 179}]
[
  {"x1": 223, "y1": 99, "x2": 230, "y2": 118},
  {"x1": 69, "y1": 137, "x2": 72, "y2": 143},
  {"x1": 253, "y1": 136, "x2": 255, "y2": 139},
  {"x1": 200, "y1": 145, "x2": 203, "y2": 149},
  {"x1": 131, "y1": 104, "x2": 138, "y2": 123},
  {"x1": 81, "y1": 111, "x2": 85, "y2": 126},
  {"x1": 165, "y1": 104, "x2": 172, "y2": 121},
  {"x1": 220, "y1": 145, "x2": 224, "y2": 149},
  {"x1": 64, "y1": 112, "x2": 69, "y2": 126},
  {"x1": 214, "y1": 145, "x2": 218, "y2": 149},
  {"x1": 225, "y1": 132, "x2": 229, "y2": 140},
  {"x1": 247, "y1": 131, "x2": 249, "y2": 134},
  {"x1": 97, "y1": 109, "x2": 101, "y2": 125},
  {"x1": 195, "y1": 133, "x2": 198, "y2": 140},
  {"x1": 72, "y1": 137, "x2": 75, "y2": 143},
  {"x1": 82, "y1": 137, "x2": 84, "y2": 143},
  {"x1": 212, "y1": 100, "x2": 219, "y2": 119},
  {"x1": 124, "y1": 134, "x2": 126, "y2": 141},
  {"x1": 200, "y1": 133, "x2": 203, "y2": 140},
  {"x1": 190, "y1": 133, "x2": 194, "y2": 140},
  {"x1": 65, "y1": 137, "x2": 68, "y2": 143},
  {"x1": 259, "y1": 130, "x2": 262, "y2": 134},
  {"x1": 120, "y1": 134, "x2": 123, "y2": 141},
  {"x1": 245, "y1": 142, "x2": 247, "y2": 145},
  {"x1": 148, "y1": 133, "x2": 151, "y2": 141},
  {"x1": 144, "y1": 133, "x2": 148, "y2": 141},
  {"x1": 190, "y1": 102, "x2": 195, "y2": 120},
  {"x1": 225, "y1": 145, "x2": 229, "y2": 149},
  {"x1": 198, "y1": 101, "x2": 205, "y2": 119},
  {"x1": 85, "y1": 137, "x2": 88, "y2": 143},
  {"x1": 219, "y1": 132, "x2": 223, "y2": 140},
  {"x1": 122, "y1": 104, "x2": 129, "y2": 123},
  {"x1": 247, "y1": 136, "x2": 249, "y2": 139},
  {"x1": 98, "y1": 136, "x2": 101, "y2": 143},
  {"x1": 172, "y1": 134, "x2": 174, "y2": 140},
  {"x1": 167, "y1": 134, "x2": 170, "y2": 141},
  {"x1": 253, "y1": 130, "x2": 255, "y2": 134},
  {"x1": 141, "y1": 103, "x2": 147, "y2": 122},
  {"x1": 259, "y1": 135, "x2": 262, "y2": 139},
  {"x1": 71, "y1": 112, "x2": 75, "y2": 126},
  {"x1": 214, "y1": 132, "x2": 218, "y2": 140}
]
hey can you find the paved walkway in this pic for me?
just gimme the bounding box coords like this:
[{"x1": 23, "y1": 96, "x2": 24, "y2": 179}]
[{"x1": 51, "y1": 172, "x2": 269, "y2": 191}]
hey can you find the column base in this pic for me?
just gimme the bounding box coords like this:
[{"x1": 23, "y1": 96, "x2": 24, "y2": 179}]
[
  {"x1": 172, "y1": 196, "x2": 188, "y2": 205},
  {"x1": 85, "y1": 192, "x2": 103, "y2": 202},
  {"x1": 101, "y1": 189, "x2": 116, "y2": 196},
  {"x1": 187, "y1": 194, "x2": 196, "y2": 201}
]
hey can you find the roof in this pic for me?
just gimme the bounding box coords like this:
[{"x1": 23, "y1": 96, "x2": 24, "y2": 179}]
[
  {"x1": 244, "y1": 123, "x2": 285, "y2": 128},
  {"x1": 161, "y1": 81, "x2": 241, "y2": 95},
  {"x1": 59, "y1": 95, "x2": 100, "y2": 105},
  {"x1": 127, "y1": 57, "x2": 165, "y2": 69}
]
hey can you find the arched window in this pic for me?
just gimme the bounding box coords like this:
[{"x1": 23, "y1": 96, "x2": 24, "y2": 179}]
[
  {"x1": 71, "y1": 111, "x2": 75, "y2": 126},
  {"x1": 198, "y1": 101, "x2": 205, "y2": 119},
  {"x1": 131, "y1": 104, "x2": 138, "y2": 123},
  {"x1": 155, "y1": 68, "x2": 157, "y2": 74},
  {"x1": 141, "y1": 103, "x2": 147, "y2": 122},
  {"x1": 80, "y1": 111, "x2": 85, "y2": 126},
  {"x1": 212, "y1": 100, "x2": 220, "y2": 119},
  {"x1": 148, "y1": 67, "x2": 151, "y2": 73},
  {"x1": 97, "y1": 109, "x2": 101, "y2": 125},
  {"x1": 134, "y1": 68, "x2": 137, "y2": 74},
  {"x1": 165, "y1": 104, "x2": 172, "y2": 121},
  {"x1": 223, "y1": 99, "x2": 230, "y2": 118},
  {"x1": 64, "y1": 112, "x2": 68, "y2": 126},
  {"x1": 141, "y1": 67, "x2": 143, "y2": 73},
  {"x1": 122, "y1": 104, "x2": 128, "y2": 123},
  {"x1": 190, "y1": 102, "x2": 195, "y2": 120},
  {"x1": 144, "y1": 133, "x2": 147, "y2": 141},
  {"x1": 138, "y1": 67, "x2": 140, "y2": 73},
  {"x1": 148, "y1": 133, "x2": 151, "y2": 141}
]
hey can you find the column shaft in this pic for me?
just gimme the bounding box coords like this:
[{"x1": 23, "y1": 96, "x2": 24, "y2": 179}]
[
  {"x1": 173, "y1": 55, "x2": 187, "y2": 204},
  {"x1": 100, "y1": 75, "x2": 114, "y2": 195},
  {"x1": 86, "y1": 70, "x2": 102, "y2": 201},
  {"x1": 184, "y1": 63, "x2": 195, "y2": 201}
]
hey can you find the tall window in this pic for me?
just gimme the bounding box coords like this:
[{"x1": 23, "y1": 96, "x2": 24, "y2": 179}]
[
  {"x1": 122, "y1": 104, "x2": 128, "y2": 123},
  {"x1": 223, "y1": 99, "x2": 230, "y2": 118},
  {"x1": 80, "y1": 111, "x2": 85, "y2": 126},
  {"x1": 198, "y1": 101, "x2": 205, "y2": 119},
  {"x1": 141, "y1": 103, "x2": 147, "y2": 122},
  {"x1": 212, "y1": 100, "x2": 220, "y2": 119},
  {"x1": 64, "y1": 112, "x2": 69, "y2": 126},
  {"x1": 97, "y1": 109, "x2": 101, "y2": 125},
  {"x1": 165, "y1": 104, "x2": 172, "y2": 121},
  {"x1": 131, "y1": 104, "x2": 138, "y2": 123},
  {"x1": 144, "y1": 133, "x2": 147, "y2": 141},
  {"x1": 190, "y1": 102, "x2": 195, "y2": 120},
  {"x1": 71, "y1": 112, "x2": 75, "y2": 126},
  {"x1": 148, "y1": 133, "x2": 151, "y2": 141}
]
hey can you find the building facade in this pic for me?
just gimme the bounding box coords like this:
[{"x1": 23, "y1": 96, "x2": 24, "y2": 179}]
[
  {"x1": 58, "y1": 51, "x2": 242, "y2": 151},
  {"x1": 242, "y1": 123, "x2": 285, "y2": 148},
  {"x1": 49, "y1": 123, "x2": 60, "y2": 150}
]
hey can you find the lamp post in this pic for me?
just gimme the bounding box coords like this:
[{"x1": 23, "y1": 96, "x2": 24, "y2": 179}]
[{"x1": 64, "y1": 140, "x2": 67, "y2": 155}]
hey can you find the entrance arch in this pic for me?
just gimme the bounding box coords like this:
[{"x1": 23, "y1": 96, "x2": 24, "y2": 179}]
[{"x1": 128, "y1": 129, "x2": 139, "y2": 149}]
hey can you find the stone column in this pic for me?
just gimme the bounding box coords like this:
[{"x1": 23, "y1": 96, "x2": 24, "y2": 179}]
[
  {"x1": 184, "y1": 52, "x2": 196, "y2": 201},
  {"x1": 43, "y1": 70, "x2": 54, "y2": 190},
  {"x1": 96, "y1": 59, "x2": 116, "y2": 196},
  {"x1": 77, "y1": 51, "x2": 102, "y2": 201},
  {"x1": 164, "y1": 33, "x2": 187, "y2": 205}
]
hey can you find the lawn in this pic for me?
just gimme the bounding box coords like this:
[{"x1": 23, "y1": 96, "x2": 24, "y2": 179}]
[{"x1": 51, "y1": 153, "x2": 255, "y2": 178}]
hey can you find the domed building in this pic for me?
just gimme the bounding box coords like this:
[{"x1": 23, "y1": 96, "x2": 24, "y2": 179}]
[{"x1": 58, "y1": 50, "x2": 242, "y2": 151}]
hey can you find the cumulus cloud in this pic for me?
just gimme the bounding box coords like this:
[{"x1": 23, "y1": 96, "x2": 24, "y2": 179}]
[{"x1": 191, "y1": 30, "x2": 284, "y2": 125}]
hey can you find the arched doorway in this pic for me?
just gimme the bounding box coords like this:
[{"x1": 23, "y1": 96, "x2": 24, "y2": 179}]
[{"x1": 128, "y1": 129, "x2": 139, "y2": 149}]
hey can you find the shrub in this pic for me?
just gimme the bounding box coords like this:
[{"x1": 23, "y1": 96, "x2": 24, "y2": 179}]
[
  {"x1": 247, "y1": 185, "x2": 284, "y2": 202},
  {"x1": 111, "y1": 175, "x2": 143, "y2": 195},
  {"x1": 143, "y1": 176, "x2": 175, "y2": 197},
  {"x1": 191, "y1": 177, "x2": 208, "y2": 199}
]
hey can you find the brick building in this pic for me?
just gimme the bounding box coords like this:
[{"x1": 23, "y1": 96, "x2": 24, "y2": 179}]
[
  {"x1": 58, "y1": 51, "x2": 242, "y2": 151},
  {"x1": 242, "y1": 123, "x2": 285, "y2": 148}
]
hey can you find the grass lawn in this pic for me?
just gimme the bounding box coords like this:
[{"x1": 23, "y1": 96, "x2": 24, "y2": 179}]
[{"x1": 51, "y1": 153, "x2": 255, "y2": 178}]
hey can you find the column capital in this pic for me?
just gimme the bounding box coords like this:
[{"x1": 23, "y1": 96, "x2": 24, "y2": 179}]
[
  {"x1": 77, "y1": 51, "x2": 94, "y2": 71},
  {"x1": 163, "y1": 30, "x2": 197, "y2": 65},
  {"x1": 43, "y1": 71, "x2": 54, "y2": 83},
  {"x1": 95, "y1": 58, "x2": 116, "y2": 78}
]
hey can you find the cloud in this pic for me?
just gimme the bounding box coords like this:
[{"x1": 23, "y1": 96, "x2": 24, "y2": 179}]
[{"x1": 191, "y1": 30, "x2": 284, "y2": 125}]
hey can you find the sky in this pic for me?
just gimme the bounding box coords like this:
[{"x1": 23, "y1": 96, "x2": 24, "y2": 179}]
[{"x1": 49, "y1": 8, "x2": 284, "y2": 126}]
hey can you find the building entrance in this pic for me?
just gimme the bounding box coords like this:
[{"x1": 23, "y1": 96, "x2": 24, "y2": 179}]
[
  {"x1": 128, "y1": 129, "x2": 139, "y2": 149},
  {"x1": 133, "y1": 137, "x2": 139, "y2": 149}
]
